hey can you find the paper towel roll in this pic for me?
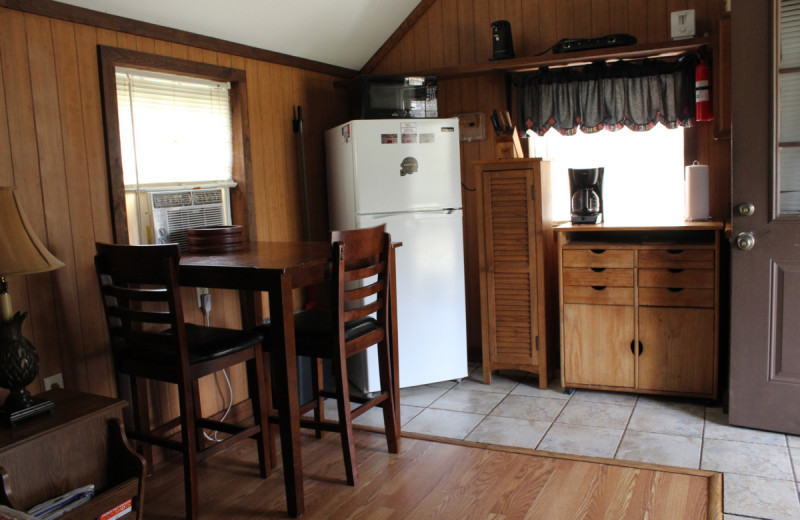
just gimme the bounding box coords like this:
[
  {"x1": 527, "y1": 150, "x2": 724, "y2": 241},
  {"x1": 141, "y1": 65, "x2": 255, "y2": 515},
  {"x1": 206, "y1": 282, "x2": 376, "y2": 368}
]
[{"x1": 685, "y1": 162, "x2": 710, "y2": 221}]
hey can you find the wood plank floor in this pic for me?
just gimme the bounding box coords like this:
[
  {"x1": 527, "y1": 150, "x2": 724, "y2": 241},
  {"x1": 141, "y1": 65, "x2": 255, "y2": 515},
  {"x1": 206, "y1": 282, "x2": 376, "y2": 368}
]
[{"x1": 140, "y1": 429, "x2": 722, "y2": 519}]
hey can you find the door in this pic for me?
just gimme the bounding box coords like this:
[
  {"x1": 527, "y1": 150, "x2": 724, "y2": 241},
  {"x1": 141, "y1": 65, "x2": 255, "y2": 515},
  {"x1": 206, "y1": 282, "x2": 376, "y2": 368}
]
[
  {"x1": 729, "y1": 1, "x2": 800, "y2": 434},
  {"x1": 350, "y1": 118, "x2": 462, "y2": 214},
  {"x1": 356, "y1": 210, "x2": 468, "y2": 390}
]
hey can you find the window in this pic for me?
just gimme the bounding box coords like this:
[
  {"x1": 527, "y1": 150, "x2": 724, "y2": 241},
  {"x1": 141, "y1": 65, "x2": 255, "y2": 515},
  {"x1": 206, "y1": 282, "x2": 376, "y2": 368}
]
[
  {"x1": 99, "y1": 47, "x2": 253, "y2": 247},
  {"x1": 116, "y1": 68, "x2": 234, "y2": 188},
  {"x1": 777, "y1": 0, "x2": 800, "y2": 216},
  {"x1": 529, "y1": 125, "x2": 685, "y2": 223}
]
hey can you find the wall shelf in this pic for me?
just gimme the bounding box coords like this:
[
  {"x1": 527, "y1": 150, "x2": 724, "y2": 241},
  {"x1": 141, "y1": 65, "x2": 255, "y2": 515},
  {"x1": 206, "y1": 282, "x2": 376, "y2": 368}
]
[{"x1": 412, "y1": 37, "x2": 711, "y2": 79}]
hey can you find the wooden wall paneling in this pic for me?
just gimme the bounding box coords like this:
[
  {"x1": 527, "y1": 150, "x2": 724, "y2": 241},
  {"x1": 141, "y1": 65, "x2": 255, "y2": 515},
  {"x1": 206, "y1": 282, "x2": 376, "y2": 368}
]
[
  {"x1": 400, "y1": 27, "x2": 416, "y2": 73},
  {"x1": 538, "y1": 1, "x2": 558, "y2": 55},
  {"x1": 555, "y1": 0, "x2": 575, "y2": 42},
  {"x1": 627, "y1": 0, "x2": 648, "y2": 43},
  {"x1": 472, "y1": 0, "x2": 491, "y2": 64},
  {"x1": 0, "y1": 8, "x2": 37, "y2": 399},
  {"x1": 609, "y1": 0, "x2": 629, "y2": 35},
  {"x1": 412, "y1": 16, "x2": 431, "y2": 72},
  {"x1": 253, "y1": 61, "x2": 276, "y2": 240},
  {"x1": 134, "y1": 35, "x2": 155, "y2": 54},
  {"x1": 187, "y1": 46, "x2": 204, "y2": 64},
  {"x1": 574, "y1": 0, "x2": 594, "y2": 38},
  {"x1": 153, "y1": 38, "x2": 171, "y2": 57},
  {"x1": 170, "y1": 42, "x2": 189, "y2": 60},
  {"x1": 441, "y1": 0, "x2": 460, "y2": 69},
  {"x1": 51, "y1": 18, "x2": 110, "y2": 396},
  {"x1": 25, "y1": 14, "x2": 75, "y2": 391},
  {"x1": 427, "y1": 0, "x2": 445, "y2": 71},
  {"x1": 115, "y1": 31, "x2": 136, "y2": 50},
  {"x1": 591, "y1": 0, "x2": 612, "y2": 37},
  {"x1": 519, "y1": 0, "x2": 540, "y2": 57},
  {"x1": 0, "y1": 45, "x2": 14, "y2": 183},
  {"x1": 502, "y1": 0, "x2": 522, "y2": 56},
  {"x1": 275, "y1": 64, "x2": 302, "y2": 242},
  {"x1": 647, "y1": 0, "x2": 669, "y2": 43},
  {"x1": 457, "y1": 0, "x2": 476, "y2": 66}
]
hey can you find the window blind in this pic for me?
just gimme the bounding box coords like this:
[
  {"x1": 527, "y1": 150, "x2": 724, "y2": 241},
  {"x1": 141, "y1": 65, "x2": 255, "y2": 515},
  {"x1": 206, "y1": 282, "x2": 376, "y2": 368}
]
[
  {"x1": 116, "y1": 68, "x2": 233, "y2": 187},
  {"x1": 779, "y1": 0, "x2": 800, "y2": 214}
]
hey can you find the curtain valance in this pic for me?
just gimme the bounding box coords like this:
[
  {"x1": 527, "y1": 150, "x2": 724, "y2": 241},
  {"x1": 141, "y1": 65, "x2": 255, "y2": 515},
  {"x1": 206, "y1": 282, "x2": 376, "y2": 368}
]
[{"x1": 514, "y1": 55, "x2": 699, "y2": 135}]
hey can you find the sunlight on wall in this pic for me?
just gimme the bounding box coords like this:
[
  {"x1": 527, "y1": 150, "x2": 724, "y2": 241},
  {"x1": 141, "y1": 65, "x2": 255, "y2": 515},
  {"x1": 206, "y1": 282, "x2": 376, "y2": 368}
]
[{"x1": 528, "y1": 125, "x2": 685, "y2": 224}]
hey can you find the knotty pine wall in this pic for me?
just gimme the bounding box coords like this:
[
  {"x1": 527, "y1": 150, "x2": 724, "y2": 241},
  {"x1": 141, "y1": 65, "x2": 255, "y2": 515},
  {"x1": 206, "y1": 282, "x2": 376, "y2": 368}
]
[
  {"x1": 367, "y1": 0, "x2": 731, "y2": 356},
  {"x1": 0, "y1": 6, "x2": 347, "y2": 420}
]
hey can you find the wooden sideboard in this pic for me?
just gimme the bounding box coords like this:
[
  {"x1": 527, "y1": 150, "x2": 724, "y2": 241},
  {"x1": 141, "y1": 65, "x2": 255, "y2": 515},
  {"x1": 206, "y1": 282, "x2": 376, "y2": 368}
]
[
  {"x1": 475, "y1": 159, "x2": 557, "y2": 388},
  {"x1": 0, "y1": 389, "x2": 145, "y2": 519},
  {"x1": 556, "y1": 221, "x2": 723, "y2": 399}
]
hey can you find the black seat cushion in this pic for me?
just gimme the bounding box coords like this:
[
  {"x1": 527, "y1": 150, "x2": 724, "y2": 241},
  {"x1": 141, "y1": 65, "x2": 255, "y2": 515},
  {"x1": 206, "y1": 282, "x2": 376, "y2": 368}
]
[
  {"x1": 258, "y1": 309, "x2": 379, "y2": 358},
  {"x1": 120, "y1": 324, "x2": 263, "y2": 365}
]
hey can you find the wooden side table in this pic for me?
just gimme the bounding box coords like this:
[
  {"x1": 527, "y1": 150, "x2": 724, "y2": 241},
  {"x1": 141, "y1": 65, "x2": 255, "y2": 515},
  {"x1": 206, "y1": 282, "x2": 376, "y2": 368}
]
[{"x1": 0, "y1": 389, "x2": 145, "y2": 519}]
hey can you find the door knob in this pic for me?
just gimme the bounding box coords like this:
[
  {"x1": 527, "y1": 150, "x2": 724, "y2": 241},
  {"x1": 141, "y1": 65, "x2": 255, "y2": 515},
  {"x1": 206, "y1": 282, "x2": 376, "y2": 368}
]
[
  {"x1": 735, "y1": 232, "x2": 755, "y2": 250},
  {"x1": 737, "y1": 202, "x2": 755, "y2": 216}
]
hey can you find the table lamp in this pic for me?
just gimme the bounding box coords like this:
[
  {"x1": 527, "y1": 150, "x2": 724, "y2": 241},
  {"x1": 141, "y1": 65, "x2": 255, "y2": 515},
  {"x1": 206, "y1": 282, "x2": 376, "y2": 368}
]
[{"x1": 0, "y1": 186, "x2": 64, "y2": 425}]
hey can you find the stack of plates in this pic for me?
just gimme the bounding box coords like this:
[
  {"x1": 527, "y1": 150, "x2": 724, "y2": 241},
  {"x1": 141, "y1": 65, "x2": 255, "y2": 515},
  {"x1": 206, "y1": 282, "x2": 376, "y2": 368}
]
[{"x1": 187, "y1": 225, "x2": 245, "y2": 253}]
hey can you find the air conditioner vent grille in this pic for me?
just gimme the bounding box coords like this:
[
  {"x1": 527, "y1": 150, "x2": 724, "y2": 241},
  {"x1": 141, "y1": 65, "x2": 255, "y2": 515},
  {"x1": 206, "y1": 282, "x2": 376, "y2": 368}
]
[
  {"x1": 165, "y1": 207, "x2": 225, "y2": 248},
  {"x1": 192, "y1": 190, "x2": 223, "y2": 205},
  {"x1": 152, "y1": 191, "x2": 192, "y2": 209}
]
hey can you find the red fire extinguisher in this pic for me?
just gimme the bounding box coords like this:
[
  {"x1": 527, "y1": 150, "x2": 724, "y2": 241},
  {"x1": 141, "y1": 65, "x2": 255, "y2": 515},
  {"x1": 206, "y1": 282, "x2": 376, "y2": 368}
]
[{"x1": 695, "y1": 57, "x2": 713, "y2": 122}]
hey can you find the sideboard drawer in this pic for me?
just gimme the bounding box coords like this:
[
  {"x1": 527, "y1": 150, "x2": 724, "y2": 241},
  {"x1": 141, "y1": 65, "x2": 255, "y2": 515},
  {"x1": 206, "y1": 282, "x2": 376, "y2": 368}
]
[
  {"x1": 562, "y1": 267, "x2": 634, "y2": 287},
  {"x1": 638, "y1": 287, "x2": 715, "y2": 307},
  {"x1": 563, "y1": 285, "x2": 634, "y2": 305},
  {"x1": 638, "y1": 249, "x2": 714, "y2": 269},
  {"x1": 639, "y1": 268, "x2": 714, "y2": 289},
  {"x1": 563, "y1": 249, "x2": 634, "y2": 268}
]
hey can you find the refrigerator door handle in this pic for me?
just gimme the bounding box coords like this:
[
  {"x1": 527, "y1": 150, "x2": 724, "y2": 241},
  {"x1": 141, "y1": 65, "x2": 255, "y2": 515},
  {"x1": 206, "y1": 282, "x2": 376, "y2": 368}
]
[{"x1": 365, "y1": 208, "x2": 463, "y2": 220}]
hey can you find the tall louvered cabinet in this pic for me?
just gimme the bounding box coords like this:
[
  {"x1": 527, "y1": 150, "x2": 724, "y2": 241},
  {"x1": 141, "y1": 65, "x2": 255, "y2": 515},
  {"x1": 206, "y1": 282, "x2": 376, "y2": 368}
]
[{"x1": 475, "y1": 159, "x2": 556, "y2": 389}]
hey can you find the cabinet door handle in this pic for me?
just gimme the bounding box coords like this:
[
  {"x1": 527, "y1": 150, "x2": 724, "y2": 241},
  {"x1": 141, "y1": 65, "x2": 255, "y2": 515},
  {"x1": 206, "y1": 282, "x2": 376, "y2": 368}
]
[
  {"x1": 591, "y1": 285, "x2": 607, "y2": 291},
  {"x1": 667, "y1": 287, "x2": 685, "y2": 292},
  {"x1": 666, "y1": 249, "x2": 684, "y2": 255},
  {"x1": 668, "y1": 268, "x2": 684, "y2": 273},
  {"x1": 590, "y1": 249, "x2": 606, "y2": 254},
  {"x1": 590, "y1": 267, "x2": 606, "y2": 272},
  {"x1": 630, "y1": 340, "x2": 643, "y2": 355}
]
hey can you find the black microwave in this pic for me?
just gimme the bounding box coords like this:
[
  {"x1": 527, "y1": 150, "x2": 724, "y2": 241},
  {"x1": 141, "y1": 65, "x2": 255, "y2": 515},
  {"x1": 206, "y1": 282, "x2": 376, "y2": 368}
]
[{"x1": 344, "y1": 75, "x2": 438, "y2": 119}]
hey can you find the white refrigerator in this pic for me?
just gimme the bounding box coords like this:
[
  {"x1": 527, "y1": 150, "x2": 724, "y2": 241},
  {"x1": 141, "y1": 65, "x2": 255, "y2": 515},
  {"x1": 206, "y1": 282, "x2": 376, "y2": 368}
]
[{"x1": 325, "y1": 118, "x2": 468, "y2": 393}]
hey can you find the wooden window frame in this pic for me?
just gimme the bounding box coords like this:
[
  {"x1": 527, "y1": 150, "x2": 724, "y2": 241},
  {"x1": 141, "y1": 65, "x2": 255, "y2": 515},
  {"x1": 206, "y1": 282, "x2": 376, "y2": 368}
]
[{"x1": 98, "y1": 45, "x2": 255, "y2": 244}]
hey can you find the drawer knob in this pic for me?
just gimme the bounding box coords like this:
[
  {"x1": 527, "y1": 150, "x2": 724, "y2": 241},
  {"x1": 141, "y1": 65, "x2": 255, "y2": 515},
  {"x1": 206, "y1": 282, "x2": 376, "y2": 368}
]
[
  {"x1": 590, "y1": 249, "x2": 606, "y2": 254},
  {"x1": 590, "y1": 267, "x2": 606, "y2": 272},
  {"x1": 666, "y1": 249, "x2": 684, "y2": 255},
  {"x1": 630, "y1": 340, "x2": 643, "y2": 355},
  {"x1": 667, "y1": 287, "x2": 685, "y2": 292},
  {"x1": 591, "y1": 286, "x2": 607, "y2": 291},
  {"x1": 668, "y1": 268, "x2": 684, "y2": 273}
]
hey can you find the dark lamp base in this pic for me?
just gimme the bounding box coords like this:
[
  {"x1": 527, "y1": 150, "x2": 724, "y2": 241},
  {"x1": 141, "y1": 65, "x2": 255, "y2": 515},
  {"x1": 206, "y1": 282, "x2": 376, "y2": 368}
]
[{"x1": 0, "y1": 396, "x2": 54, "y2": 426}]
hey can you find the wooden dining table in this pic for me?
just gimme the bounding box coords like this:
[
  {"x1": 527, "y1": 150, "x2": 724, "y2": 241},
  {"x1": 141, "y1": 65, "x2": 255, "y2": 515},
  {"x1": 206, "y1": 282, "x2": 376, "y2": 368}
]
[{"x1": 178, "y1": 240, "x2": 401, "y2": 518}]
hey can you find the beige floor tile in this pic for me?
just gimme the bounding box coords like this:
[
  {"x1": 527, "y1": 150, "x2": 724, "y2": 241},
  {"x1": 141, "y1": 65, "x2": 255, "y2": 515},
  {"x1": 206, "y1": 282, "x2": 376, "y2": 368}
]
[
  {"x1": 465, "y1": 416, "x2": 551, "y2": 450},
  {"x1": 401, "y1": 408, "x2": 484, "y2": 439},
  {"x1": 627, "y1": 401, "x2": 704, "y2": 437},
  {"x1": 723, "y1": 473, "x2": 800, "y2": 520},
  {"x1": 399, "y1": 384, "x2": 450, "y2": 407},
  {"x1": 616, "y1": 430, "x2": 701, "y2": 468},
  {"x1": 701, "y1": 438, "x2": 794, "y2": 480},
  {"x1": 791, "y1": 447, "x2": 800, "y2": 481},
  {"x1": 537, "y1": 423, "x2": 624, "y2": 458},
  {"x1": 556, "y1": 399, "x2": 634, "y2": 430},
  {"x1": 490, "y1": 395, "x2": 567, "y2": 422},
  {"x1": 511, "y1": 379, "x2": 570, "y2": 399},
  {"x1": 429, "y1": 388, "x2": 505, "y2": 414},
  {"x1": 789, "y1": 435, "x2": 800, "y2": 449},
  {"x1": 571, "y1": 389, "x2": 637, "y2": 406},
  {"x1": 705, "y1": 411, "x2": 788, "y2": 446}
]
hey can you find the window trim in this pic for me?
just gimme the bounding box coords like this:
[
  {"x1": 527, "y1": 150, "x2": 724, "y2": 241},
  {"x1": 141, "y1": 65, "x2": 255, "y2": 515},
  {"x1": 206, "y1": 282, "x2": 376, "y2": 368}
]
[{"x1": 99, "y1": 45, "x2": 255, "y2": 244}]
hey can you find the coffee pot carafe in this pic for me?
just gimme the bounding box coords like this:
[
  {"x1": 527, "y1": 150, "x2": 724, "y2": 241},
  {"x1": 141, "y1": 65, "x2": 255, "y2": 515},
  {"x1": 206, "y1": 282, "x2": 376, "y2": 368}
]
[{"x1": 569, "y1": 168, "x2": 604, "y2": 224}]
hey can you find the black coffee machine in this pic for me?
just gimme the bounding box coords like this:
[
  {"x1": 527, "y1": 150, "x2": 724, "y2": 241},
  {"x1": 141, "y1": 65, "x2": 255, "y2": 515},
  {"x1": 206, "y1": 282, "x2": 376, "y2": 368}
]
[{"x1": 569, "y1": 168, "x2": 604, "y2": 224}]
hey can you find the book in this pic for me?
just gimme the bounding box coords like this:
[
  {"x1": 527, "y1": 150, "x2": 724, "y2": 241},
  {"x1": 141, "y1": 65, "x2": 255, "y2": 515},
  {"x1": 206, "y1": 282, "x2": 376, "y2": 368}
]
[
  {"x1": 27, "y1": 484, "x2": 95, "y2": 520},
  {"x1": 98, "y1": 499, "x2": 132, "y2": 520}
]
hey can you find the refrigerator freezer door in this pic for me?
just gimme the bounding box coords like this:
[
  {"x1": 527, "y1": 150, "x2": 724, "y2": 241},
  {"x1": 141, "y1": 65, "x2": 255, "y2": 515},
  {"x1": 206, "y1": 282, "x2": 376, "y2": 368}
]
[
  {"x1": 351, "y1": 210, "x2": 468, "y2": 392},
  {"x1": 348, "y1": 119, "x2": 462, "y2": 214}
]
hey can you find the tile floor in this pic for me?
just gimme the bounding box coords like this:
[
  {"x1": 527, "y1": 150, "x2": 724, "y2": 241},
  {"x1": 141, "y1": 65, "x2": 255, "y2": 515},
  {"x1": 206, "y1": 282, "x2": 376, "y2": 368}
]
[{"x1": 348, "y1": 364, "x2": 800, "y2": 520}]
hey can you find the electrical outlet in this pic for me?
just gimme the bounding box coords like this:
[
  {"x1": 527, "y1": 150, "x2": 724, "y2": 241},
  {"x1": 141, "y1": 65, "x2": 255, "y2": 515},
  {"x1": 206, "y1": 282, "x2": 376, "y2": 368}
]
[
  {"x1": 196, "y1": 287, "x2": 210, "y2": 307},
  {"x1": 44, "y1": 373, "x2": 64, "y2": 391}
]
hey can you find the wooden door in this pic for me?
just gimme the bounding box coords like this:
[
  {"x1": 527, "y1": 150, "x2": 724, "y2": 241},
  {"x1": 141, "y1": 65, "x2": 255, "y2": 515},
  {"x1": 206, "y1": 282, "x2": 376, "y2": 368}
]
[
  {"x1": 729, "y1": 1, "x2": 800, "y2": 434},
  {"x1": 562, "y1": 304, "x2": 634, "y2": 388},
  {"x1": 482, "y1": 170, "x2": 540, "y2": 367},
  {"x1": 639, "y1": 307, "x2": 715, "y2": 396}
]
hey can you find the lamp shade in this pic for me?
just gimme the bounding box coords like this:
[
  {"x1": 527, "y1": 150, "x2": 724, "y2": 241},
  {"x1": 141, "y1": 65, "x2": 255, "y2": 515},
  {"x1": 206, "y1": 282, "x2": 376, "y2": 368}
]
[{"x1": 0, "y1": 186, "x2": 64, "y2": 277}]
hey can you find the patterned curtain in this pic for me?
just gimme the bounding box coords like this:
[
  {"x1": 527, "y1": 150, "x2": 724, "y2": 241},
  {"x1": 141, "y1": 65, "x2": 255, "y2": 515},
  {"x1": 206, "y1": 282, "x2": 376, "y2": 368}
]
[{"x1": 514, "y1": 55, "x2": 699, "y2": 135}]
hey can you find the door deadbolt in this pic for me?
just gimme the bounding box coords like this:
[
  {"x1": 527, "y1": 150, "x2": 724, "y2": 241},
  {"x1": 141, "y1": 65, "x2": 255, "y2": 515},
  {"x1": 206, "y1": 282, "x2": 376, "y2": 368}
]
[
  {"x1": 735, "y1": 232, "x2": 755, "y2": 251},
  {"x1": 737, "y1": 202, "x2": 755, "y2": 216}
]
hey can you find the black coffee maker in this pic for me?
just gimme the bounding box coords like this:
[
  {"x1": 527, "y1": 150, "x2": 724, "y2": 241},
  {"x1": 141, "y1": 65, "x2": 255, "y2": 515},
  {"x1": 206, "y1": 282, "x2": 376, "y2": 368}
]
[{"x1": 569, "y1": 167, "x2": 604, "y2": 224}]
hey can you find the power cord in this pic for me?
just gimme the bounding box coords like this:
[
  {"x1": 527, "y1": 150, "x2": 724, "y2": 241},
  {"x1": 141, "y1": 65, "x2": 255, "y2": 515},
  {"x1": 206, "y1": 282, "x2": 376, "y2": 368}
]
[{"x1": 199, "y1": 292, "x2": 233, "y2": 443}]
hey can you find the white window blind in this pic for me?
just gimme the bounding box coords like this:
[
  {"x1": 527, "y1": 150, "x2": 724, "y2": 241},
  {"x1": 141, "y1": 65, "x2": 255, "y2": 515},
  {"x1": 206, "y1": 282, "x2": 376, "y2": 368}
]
[
  {"x1": 116, "y1": 67, "x2": 233, "y2": 187},
  {"x1": 778, "y1": 0, "x2": 800, "y2": 214}
]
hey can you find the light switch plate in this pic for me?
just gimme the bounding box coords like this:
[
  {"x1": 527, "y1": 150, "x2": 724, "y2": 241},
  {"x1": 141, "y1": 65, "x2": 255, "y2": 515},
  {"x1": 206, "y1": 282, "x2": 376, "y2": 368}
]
[{"x1": 671, "y1": 9, "x2": 696, "y2": 40}]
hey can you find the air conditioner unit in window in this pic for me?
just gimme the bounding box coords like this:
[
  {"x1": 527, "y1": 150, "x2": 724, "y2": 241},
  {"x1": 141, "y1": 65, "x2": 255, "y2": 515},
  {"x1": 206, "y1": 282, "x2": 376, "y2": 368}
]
[{"x1": 145, "y1": 188, "x2": 231, "y2": 250}]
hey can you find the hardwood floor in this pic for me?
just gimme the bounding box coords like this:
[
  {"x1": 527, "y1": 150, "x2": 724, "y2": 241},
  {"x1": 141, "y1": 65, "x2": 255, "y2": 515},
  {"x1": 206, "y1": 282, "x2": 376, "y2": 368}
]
[{"x1": 139, "y1": 429, "x2": 721, "y2": 519}]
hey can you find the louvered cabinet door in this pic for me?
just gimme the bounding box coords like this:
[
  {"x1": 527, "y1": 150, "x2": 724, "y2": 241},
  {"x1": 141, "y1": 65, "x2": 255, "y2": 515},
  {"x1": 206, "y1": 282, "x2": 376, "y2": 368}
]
[{"x1": 476, "y1": 159, "x2": 553, "y2": 389}]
